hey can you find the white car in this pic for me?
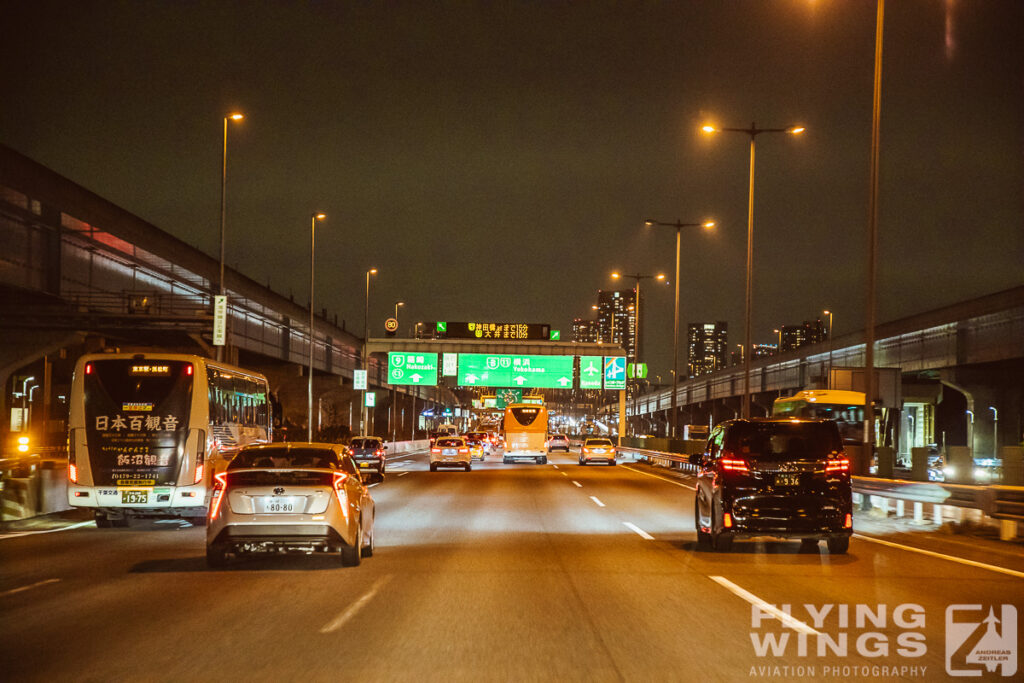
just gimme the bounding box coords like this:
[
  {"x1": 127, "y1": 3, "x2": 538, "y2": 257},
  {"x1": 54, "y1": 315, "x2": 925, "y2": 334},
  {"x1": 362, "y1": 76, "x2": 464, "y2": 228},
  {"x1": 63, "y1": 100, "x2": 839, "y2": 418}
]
[{"x1": 430, "y1": 436, "x2": 472, "y2": 472}]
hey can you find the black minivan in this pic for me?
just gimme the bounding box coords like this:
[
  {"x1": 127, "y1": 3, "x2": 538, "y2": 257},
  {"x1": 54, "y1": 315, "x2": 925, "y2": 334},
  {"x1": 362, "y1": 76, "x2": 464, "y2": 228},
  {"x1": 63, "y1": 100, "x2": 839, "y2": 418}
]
[{"x1": 691, "y1": 418, "x2": 853, "y2": 553}]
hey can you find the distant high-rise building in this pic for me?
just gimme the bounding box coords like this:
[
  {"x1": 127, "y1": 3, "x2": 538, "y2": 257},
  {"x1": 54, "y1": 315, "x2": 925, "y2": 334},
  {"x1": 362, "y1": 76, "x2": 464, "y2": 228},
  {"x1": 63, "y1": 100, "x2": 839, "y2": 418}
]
[
  {"x1": 780, "y1": 319, "x2": 827, "y2": 351},
  {"x1": 572, "y1": 317, "x2": 599, "y2": 343},
  {"x1": 687, "y1": 322, "x2": 728, "y2": 377},
  {"x1": 597, "y1": 289, "x2": 637, "y2": 362}
]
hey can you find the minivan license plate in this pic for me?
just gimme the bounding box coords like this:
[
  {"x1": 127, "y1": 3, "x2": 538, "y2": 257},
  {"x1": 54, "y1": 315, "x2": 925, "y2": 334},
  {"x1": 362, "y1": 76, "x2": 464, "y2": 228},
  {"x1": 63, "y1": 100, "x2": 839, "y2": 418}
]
[{"x1": 775, "y1": 473, "x2": 800, "y2": 487}]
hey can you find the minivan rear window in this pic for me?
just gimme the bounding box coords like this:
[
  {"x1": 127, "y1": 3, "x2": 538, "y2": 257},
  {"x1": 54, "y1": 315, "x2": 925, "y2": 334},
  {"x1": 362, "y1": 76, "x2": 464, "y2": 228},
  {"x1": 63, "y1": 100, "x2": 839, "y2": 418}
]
[
  {"x1": 349, "y1": 438, "x2": 381, "y2": 449},
  {"x1": 725, "y1": 422, "x2": 842, "y2": 462},
  {"x1": 435, "y1": 438, "x2": 462, "y2": 447}
]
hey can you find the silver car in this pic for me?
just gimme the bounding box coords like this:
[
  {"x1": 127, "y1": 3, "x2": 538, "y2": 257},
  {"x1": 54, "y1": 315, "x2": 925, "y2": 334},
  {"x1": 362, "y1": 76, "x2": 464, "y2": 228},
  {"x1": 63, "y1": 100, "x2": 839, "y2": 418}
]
[{"x1": 206, "y1": 443, "x2": 379, "y2": 567}]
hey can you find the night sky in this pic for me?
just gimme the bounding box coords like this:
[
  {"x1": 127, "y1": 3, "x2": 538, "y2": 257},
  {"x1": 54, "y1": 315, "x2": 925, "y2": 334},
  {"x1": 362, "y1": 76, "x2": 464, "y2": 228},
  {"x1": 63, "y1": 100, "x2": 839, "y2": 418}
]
[{"x1": 3, "y1": 1, "x2": 1022, "y2": 379}]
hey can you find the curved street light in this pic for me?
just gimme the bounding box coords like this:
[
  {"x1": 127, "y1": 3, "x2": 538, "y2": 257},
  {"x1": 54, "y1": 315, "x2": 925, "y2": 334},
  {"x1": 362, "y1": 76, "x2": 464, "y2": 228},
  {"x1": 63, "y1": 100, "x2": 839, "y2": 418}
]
[
  {"x1": 701, "y1": 122, "x2": 804, "y2": 418},
  {"x1": 644, "y1": 218, "x2": 715, "y2": 436}
]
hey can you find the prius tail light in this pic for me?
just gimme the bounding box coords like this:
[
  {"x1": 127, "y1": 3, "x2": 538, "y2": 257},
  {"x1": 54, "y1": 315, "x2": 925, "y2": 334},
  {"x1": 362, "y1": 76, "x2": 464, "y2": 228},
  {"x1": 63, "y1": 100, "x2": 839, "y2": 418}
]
[
  {"x1": 209, "y1": 472, "x2": 228, "y2": 519},
  {"x1": 333, "y1": 472, "x2": 350, "y2": 524}
]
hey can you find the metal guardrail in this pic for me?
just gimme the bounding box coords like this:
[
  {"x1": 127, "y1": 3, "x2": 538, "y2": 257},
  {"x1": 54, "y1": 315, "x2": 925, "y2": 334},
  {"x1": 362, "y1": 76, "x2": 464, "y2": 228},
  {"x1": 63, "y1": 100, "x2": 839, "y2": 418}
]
[{"x1": 619, "y1": 445, "x2": 1024, "y2": 528}]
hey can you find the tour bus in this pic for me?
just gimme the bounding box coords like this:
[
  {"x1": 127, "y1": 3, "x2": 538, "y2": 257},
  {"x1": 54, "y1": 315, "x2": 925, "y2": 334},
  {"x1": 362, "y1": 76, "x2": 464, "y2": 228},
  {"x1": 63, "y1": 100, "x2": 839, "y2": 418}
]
[
  {"x1": 502, "y1": 403, "x2": 549, "y2": 464},
  {"x1": 67, "y1": 352, "x2": 272, "y2": 526},
  {"x1": 772, "y1": 389, "x2": 865, "y2": 444}
]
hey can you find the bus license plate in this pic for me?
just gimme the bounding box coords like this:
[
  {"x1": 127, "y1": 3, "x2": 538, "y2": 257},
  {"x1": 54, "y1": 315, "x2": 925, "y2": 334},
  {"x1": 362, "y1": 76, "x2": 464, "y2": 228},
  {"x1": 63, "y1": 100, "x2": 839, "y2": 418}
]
[
  {"x1": 121, "y1": 489, "x2": 148, "y2": 504},
  {"x1": 775, "y1": 473, "x2": 800, "y2": 487}
]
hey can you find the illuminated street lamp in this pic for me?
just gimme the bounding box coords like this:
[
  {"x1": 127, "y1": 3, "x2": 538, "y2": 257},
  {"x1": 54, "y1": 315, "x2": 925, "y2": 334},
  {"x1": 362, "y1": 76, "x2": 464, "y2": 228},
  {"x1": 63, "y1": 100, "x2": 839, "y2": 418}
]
[
  {"x1": 217, "y1": 112, "x2": 244, "y2": 361},
  {"x1": 644, "y1": 218, "x2": 715, "y2": 437},
  {"x1": 773, "y1": 328, "x2": 782, "y2": 355},
  {"x1": 361, "y1": 267, "x2": 378, "y2": 433},
  {"x1": 702, "y1": 122, "x2": 805, "y2": 418},
  {"x1": 307, "y1": 212, "x2": 326, "y2": 441},
  {"x1": 394, "y1": 301, "x2": 404, "y2": 320},
  {"x1": 610, "y1": 270, "x2": 666, "y2": 435}
]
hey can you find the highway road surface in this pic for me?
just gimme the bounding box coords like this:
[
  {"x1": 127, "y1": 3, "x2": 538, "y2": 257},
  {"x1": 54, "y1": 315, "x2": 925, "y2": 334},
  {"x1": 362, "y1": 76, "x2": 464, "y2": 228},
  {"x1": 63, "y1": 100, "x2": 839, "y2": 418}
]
[{"x1": 2, "y1": 450, "x2": 1022, "y2": 682}]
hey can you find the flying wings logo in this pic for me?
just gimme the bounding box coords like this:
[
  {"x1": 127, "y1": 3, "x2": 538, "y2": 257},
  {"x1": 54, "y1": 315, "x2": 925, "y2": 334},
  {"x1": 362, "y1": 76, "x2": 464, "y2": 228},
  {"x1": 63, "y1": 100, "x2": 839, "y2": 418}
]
[{"x1": 946, "y1": 605, "x2": 1017, "y2": 677}]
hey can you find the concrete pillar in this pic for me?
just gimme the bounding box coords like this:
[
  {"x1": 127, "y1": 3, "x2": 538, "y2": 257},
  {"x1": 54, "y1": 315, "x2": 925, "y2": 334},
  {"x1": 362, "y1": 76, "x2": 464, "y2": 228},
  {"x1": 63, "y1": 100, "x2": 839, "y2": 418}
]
[
  {"x1": 913, "y1": 501, "x2": 924, "y2": 524},
  {"x1": 911, "y1": 447, "x2": 929, "y2": 481},
  {"x1": 896, "y1": 499, "x2": 905, "y2": 518},
  {"x1": 947, "y1": 446, "x2": 973, "y2": 483},
  {"x1": 1001, "y1": 446, "x2": 1024, "y2": 485},
  {"x1": 876, "y1": 446, "x2": 895, "y2": 479}
]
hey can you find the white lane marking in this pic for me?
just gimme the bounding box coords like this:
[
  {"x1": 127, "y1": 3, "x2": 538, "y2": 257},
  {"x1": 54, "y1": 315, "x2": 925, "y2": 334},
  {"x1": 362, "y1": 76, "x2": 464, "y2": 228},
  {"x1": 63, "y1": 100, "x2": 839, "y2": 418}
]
[
  {"x1": 622, "y1": 522, "x2": 654, "y2": 540},
  {"x1": 560, "y1": 472, "x2": 568, "y2": 477},
  {"x1": 572, "y1": 481, "x2": 583, "y2": 488},
  {"x1": 397, "y1": 471, "x2": 409, "y2": 477},
  {"x1": 589, "y1": 496, "x2": 605, "y2": 507},
  {"x1": 0, "y1": 578, "x2": 61, "y2": 598},
  {"x1": 621, "y1": 464, "x2": 696, "y2": 491},
  {"x1": 552, "y1": 465, "x2": 559, "y2": 469},
  {"x1": 320, "y1": 575, "x2": 393, "y2": 634},
  {"x1": 709, "y1": 576, "x2": 821, "y2": 636},
  {"x1": 852, "y1": 533, "x2": 1024, "y2": 579},
  {"x1": 0, "y1": 520, "x2": 94, "y2": 541}
]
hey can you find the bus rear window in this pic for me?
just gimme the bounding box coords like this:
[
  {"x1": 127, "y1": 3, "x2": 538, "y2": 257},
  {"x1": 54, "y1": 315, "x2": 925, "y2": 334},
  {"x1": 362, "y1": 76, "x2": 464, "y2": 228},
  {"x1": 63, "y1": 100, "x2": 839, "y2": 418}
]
[{"x1": 510, "y1": 407, "x2": 540, "y2": 426}]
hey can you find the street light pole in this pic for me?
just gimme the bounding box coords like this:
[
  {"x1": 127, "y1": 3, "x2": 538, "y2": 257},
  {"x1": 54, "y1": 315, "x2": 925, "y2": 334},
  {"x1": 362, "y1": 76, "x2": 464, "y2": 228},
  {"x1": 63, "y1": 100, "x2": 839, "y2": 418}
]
[
  {"x1": 644, "y1": 219, "x2": 715, "y2": 437},
  {"x1": 773, "y1": 328, "x2": 782, "y2": 355},
  {"x1": 824, "y1": 309, "x2": 834, "y2": 386},
  {"x1": 307, "y1": 213, "x2": 326, "y2": 441},
  {"x1": 610, "y1": 270, "x2": 665, "y2": 435},
  {"x1": 217, "y1": 112, "x2": 243, "y2": 362},
  {"x1": 362, "y1": 268, "x2": 378, "y2": 434},
  {"x1": 702, "y1": 123, "x2": 804, "y2": 418},
  {"x1": 989, "y1": 406, "x2": 998, "y2": 458}
]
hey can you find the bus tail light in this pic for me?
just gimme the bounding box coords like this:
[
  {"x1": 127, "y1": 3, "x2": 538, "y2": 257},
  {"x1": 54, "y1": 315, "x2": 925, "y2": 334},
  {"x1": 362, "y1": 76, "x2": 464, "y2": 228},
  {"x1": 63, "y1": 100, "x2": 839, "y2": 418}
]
[
  {"x1": 844, "y1": 513, "x2": 853, "y2": 528},
  {"x1": 723, "y1": 512, "x2": 733, "y2": 528},
  {"x1": 85, "y1": 362, "x2": 93, "y2": 375},
  {"x1": 193, "y1": 461, "x2": 205, "y2": 485},
  {"x1": 68, "y1": 463, "x2": 78, "y2": 484},
  {"x1": 185, "y1": 364, "x2": 193, "y2": 376},
  {"x1": 209, "y1": 472, "x2": 227, "y2": 519},
  {"x1": 333, "y1": 472, "x2": 350, "y2": 523}
]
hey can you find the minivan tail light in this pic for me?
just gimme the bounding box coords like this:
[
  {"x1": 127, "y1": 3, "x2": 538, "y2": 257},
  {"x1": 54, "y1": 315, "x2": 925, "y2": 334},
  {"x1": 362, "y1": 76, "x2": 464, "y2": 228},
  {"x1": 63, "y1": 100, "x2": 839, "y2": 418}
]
[
  {"x1": 720, "y1": 457, "x2": 749, "y2": 472},
  {"x1": 844, "y1": 513, "x2": 853, "y2": 528},
  {"x1": 825, "y1": 458, "x2": 850, "y2": 474}
]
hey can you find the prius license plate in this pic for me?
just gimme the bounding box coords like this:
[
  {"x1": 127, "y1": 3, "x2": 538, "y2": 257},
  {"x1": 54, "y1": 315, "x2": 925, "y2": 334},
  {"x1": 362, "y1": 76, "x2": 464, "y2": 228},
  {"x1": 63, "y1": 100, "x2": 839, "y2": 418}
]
[
  {"x1": 121, "y1": 489, "x2": 148, "y2": 504},
  {"x1": 775, "y1": 473, "x2": 800, "y2": 487},
  {"x1": 260, "y1": 497, "x2": 299, "y2": 513}
]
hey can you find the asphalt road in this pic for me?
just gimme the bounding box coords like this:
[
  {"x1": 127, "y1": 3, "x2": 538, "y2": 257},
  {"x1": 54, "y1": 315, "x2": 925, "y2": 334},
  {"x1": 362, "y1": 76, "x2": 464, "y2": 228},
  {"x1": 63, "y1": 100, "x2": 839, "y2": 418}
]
[{"x1": 2, "y1": 450, "x2": 1022, "y2": 682}]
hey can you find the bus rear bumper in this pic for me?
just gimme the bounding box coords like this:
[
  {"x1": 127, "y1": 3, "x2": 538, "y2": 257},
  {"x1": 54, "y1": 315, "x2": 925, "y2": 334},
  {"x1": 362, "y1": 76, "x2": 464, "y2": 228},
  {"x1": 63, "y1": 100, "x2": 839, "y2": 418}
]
[{"x1": 68, "y1": 484, "x2": 208, "y2": 515}]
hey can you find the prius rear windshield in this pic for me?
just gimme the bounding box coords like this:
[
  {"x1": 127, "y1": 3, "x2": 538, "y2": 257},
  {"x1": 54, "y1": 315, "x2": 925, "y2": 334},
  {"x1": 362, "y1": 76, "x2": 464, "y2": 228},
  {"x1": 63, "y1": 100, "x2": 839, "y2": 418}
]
[{"x1": 229, "y1": 447, "x2": 339, "y2": 470}]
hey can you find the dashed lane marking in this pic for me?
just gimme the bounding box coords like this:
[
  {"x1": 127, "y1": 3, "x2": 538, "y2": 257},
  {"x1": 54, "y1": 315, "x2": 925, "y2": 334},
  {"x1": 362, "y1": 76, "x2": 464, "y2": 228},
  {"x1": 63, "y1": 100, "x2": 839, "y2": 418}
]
[
  {"x1": 709, "y1": 576, "x2": 821, "y2": 636},
  {"x1": 572, "y1": 481, "x2": 583, "y2": 488},
  {"x1": 0, "y1": 578, "x2": 61, "y2": 598},
  {"x1": 589, "y1": 496, "x2": 605, "y2": 507},
  {"x1": 320, "y1": 575, "x2": 393, "y2": 634},
  {"x1": 622, "y1": 522, "x2": 654, "y2": 540}
]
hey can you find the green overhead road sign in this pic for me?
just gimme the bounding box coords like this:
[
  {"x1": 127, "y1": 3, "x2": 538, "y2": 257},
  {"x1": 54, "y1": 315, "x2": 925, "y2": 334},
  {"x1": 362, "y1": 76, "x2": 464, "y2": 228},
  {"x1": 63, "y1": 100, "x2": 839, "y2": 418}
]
[
  {"x1": 579, "y1": 355, "x2": 603, "y2": 390},
  {"x1": 495, "y1": 388, "x2": 522, "y2": 408},
  {"x1": 628, "y1": 362, "x2": 648, "y2": 379},
  {"x1": 436, "y1": 321, "x2": 447, "y2": 333},
  {"x1": 604, "y1": 356, "x2": 627, "y2": 390},
  {"x1": 387, "y1": 352, "x2": 439, "y2": 386},
  {"x1": 457, "y1": 353, "x2": 574, "y2": 389},
  {"x1": 549, "y1": 330, "x2": 560, "y2": 341}
]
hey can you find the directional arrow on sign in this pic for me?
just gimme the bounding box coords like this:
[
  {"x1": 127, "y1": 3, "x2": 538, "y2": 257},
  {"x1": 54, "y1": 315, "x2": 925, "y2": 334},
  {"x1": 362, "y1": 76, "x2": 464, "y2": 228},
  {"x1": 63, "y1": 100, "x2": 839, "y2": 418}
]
[
  {"x1": 513, "y1": 375, "x2": 527, "y2": 385},
  {"x1": 465, "y1": 373, "x2": 479, "y2": 383},
  {"x1": 556, "y1": 376, "x2": 571, "y2": 387},
  {"x1": 410, "y1": 373, "x2": 422, "y2": 383}
]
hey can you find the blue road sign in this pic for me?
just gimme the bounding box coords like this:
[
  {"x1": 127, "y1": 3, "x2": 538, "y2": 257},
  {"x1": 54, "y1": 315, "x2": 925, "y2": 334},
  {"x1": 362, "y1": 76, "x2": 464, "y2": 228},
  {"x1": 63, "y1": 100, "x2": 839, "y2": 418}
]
[{"x1": 604, "y1": 356, "x2": 626, "y2": 390}]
